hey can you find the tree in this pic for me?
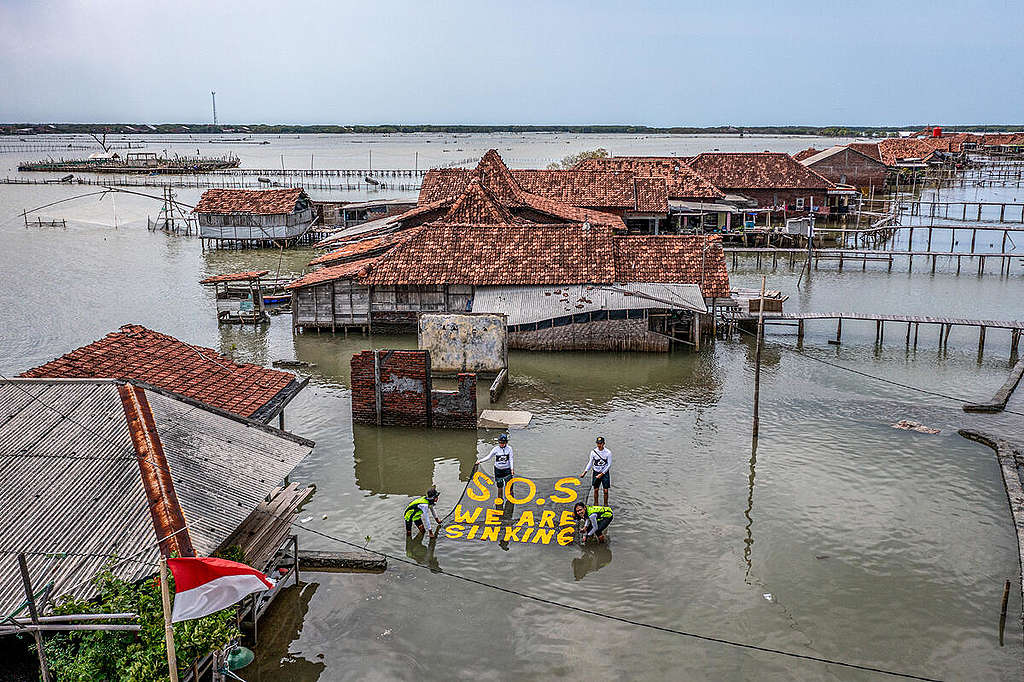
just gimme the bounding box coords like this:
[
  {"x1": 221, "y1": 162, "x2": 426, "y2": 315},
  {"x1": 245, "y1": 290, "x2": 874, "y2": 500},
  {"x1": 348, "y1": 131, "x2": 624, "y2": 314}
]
[
  {"x1": 34, "y1": 568, "x2": 238, "y2": 682},
  {"x1": 546, "y1": 148, "x2": 609, "y2": 170}
]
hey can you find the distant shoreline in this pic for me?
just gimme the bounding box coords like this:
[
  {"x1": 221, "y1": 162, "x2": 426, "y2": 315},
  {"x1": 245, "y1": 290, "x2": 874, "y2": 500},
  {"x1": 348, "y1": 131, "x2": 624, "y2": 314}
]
[{"x1": 3, "y1": 123, "x2": 1023, "y2": 137}]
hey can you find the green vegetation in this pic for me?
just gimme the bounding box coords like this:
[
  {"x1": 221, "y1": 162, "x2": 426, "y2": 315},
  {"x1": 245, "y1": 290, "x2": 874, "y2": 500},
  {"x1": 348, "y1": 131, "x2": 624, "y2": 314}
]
[
  {"x1": 35, "y1": 568, "x2": 238, "y2": 682},
  {"x1": 547, "y1": 147, "x2": 609, "y2": 169},
  {"x1": 4, "y1": 123, "x2": 1023, "y2": 136}
]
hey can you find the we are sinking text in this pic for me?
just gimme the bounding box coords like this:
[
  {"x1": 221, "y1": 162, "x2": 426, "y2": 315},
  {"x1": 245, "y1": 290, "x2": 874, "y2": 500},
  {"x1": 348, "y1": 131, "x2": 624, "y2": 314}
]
[{"x1": 444, "y1": 472, "x2": 583, "y2": 546}]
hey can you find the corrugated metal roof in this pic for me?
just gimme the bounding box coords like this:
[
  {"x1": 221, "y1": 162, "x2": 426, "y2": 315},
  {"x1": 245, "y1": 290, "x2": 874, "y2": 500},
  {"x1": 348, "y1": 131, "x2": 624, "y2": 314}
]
[
  {"x1": 471, "y1": 283, "x2": 706, "y2": 325},
  {"x1": 0, "y1": 378, "x2": 312, "y2": 616}
]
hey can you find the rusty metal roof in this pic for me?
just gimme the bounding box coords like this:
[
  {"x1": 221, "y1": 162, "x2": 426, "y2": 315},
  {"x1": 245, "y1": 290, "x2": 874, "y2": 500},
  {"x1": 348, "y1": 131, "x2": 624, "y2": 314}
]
[{"x1": 0, "y1": 378, "x2": 313, "y2": 616}]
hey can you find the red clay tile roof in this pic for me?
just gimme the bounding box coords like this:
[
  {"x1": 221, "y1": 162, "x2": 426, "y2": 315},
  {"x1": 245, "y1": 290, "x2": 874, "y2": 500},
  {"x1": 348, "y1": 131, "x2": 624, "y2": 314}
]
[
  {"x1": 419, "y1": 150, "x2": 668, "y2": 212},
  {"x1": 613, "y1": 236, "x2": 730, "y2": 298},
  {"x1": 443, "y1": 177, "x2": 517, "y2": 224},
  {"x1": 877, "y1": 138, "x2": 951, "y2": 166},
  {"x1": 309, "y1": 231, "x2": 413, "y2": 266},
  {"x1": 286, "y1": 256, "x2": 381, "y2": 289},
  {"x1": 512, "y1": 170, "x2": 668, "y2": 211},
  {"x1": 575, "y1": 156, "x2": 725, "y2": 200},
  {"x1": 792, "y1": 148, "x2": 821, "y2": 162},
  {"x1": 981, "y1": 133, "x2": 1024, "y2": 146},
  {"x1": 199, "y1": 270, "x2": 270, "y2": 284},
  {"x1": 194, "y1": 188, "x2": 308, "y2": 215},
  {"x1": 847, "y1": 142, "x2": 882, "y2": 161},
  {"x1": 363, "y1": 223, "x2": 617, "y2": 286},
  {"x1": 20, "y1": 325, "x2": 300, "y2": 418},
  {"x1": 687, "y1": 152, "x2": 833, "y2": 190}
]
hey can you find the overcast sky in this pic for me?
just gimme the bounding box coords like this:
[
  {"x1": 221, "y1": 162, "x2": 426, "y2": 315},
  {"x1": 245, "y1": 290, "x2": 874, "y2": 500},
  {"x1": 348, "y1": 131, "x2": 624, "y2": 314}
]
[{"x1": 1, "y1": 0, "x2": 1021, "y2": 126}]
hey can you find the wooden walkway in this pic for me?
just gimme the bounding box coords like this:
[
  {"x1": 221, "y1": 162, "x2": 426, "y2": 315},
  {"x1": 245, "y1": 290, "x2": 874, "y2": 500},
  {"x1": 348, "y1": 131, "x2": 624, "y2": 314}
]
[
  {"x1": 737, "y1": 311, "x2": 1024, "y2": 358},
  {"x1": 725, "y1": 247, "x2": 1021, "y2": 275}
]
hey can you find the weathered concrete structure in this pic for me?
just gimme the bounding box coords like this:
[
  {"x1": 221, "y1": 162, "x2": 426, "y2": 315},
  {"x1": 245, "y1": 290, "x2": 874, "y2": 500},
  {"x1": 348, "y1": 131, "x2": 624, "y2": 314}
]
[{"x1": 418, "y1": 313, "x2": 508, "y2": 374}]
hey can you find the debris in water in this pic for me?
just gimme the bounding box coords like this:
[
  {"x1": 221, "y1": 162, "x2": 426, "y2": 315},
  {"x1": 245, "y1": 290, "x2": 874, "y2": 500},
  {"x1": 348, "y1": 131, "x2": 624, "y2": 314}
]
[
  {"x1": 762, "y1": 593, "x2": 773, "y2": 602},
  {"x1": 891, "y1": 420, "x2": 940, "y2": 434},
  {"x1": 815, "y1": 555, "x2": 830, "y2": 560},
  {"x1": 377, "y1": 628, "x2": 392, "y2": 640}
]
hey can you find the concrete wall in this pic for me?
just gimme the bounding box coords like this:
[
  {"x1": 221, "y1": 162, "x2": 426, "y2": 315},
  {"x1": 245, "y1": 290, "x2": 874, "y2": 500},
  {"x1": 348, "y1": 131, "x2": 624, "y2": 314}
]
[
  {"x1": 418, "y1": 313, "x2": 508, "y2": 374},
  {"x1": 350, "y1": 349, "x2": 476, "y2": 429}
]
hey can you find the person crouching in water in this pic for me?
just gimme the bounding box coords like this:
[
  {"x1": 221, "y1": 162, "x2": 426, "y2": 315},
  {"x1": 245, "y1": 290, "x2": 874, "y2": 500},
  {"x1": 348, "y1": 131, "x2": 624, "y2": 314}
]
[
  {"x1": 476, "y1": 432, "x2": 514, "y2": 505},
  {"x1": 405, "y1": 487, "x2": 441, "y2": 538},
  {"x1": 574, "y1": 502, "x2": 613, "y2": 544},
  {"x1": 580, "y1": 436, "x2": 611, "y2": 506}
]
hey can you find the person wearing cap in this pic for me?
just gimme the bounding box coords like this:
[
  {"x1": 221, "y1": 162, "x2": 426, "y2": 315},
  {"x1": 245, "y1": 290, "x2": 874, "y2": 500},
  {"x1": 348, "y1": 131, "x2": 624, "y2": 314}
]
[
  {"x1": 476, "y1": 433, "x2": 514, "y2": 502},
  {"x1": 574, "y1": 501, "x2": 613, "y2": 544},
  {"x1": 404, "y1": 487, "x2": 442, "y2": 538},
  {"x1": 580, "y1": 436, "x2": 612, "y2": 506}
]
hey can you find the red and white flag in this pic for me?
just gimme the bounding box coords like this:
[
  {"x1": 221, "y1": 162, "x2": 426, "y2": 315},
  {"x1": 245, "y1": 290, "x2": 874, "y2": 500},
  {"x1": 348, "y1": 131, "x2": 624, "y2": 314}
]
[{"x1": 167, "y1": 557, "x2": 275, "y2": 622}]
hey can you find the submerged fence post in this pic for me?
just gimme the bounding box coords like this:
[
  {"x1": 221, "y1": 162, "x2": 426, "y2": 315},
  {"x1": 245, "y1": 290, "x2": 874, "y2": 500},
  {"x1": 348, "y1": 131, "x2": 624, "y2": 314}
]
[{"x1": 752, "y1": 276, "x2": 766, "y2": 440}]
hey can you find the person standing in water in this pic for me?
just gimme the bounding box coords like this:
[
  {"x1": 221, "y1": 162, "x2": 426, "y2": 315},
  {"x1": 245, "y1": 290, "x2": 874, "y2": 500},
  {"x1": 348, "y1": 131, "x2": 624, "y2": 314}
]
[
  {"x1": 580, "y1": 436, "x2": 612, "y2": 506},
  {"x1": 404, "y1": 487, "x2": 441, "y2": 538},
  {"x1": 574, "y1": 502, "x2": 613, "y2": 544},
  {"x1": 477, "y1": 433, "x2": 514, "y2": 503}
]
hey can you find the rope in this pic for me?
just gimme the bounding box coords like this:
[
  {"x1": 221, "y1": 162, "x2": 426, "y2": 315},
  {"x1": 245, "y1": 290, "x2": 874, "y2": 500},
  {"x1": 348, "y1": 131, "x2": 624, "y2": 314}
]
[
  {"x1": 285, "y1": 521, "x2": 943, "y2": 681},
  {"x1": 437, "y1": 462, "x2": 479, "y2": 528}
]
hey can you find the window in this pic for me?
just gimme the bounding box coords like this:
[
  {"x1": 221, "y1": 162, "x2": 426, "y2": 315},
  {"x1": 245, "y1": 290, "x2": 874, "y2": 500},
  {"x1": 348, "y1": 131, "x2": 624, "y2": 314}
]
[{"x1": 795, "y1": 197, "x2": 805, "y2": 209}]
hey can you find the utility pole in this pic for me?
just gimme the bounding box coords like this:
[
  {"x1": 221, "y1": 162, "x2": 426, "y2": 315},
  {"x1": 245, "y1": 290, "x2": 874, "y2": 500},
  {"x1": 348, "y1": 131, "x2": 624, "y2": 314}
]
[
  {"x1": 752, "y1": 275, "x2": 766, "y2": 440},
  {"x1": 211, "y1": 91, "x2": 218, "y2": 127}
]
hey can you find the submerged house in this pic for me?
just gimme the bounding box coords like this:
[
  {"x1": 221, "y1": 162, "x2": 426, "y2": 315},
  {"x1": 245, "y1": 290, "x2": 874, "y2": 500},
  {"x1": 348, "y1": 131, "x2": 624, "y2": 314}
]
[
  {"x1": 287, "y1": 165, "x2": 730, "y2": 351},
  {"x1": 574, "y1": 156, "x2": 739, "y2": 233},
  {"x1": 0, "y1": 377, "x2": 313, "y2": 635},
  {"x1": 418, "y1": 150, "x2": 671, "y2": 231},
  {"x1": 194, "y1": 188, "x2": 316, "y2": 243},
  {"x1": 21, "y1": 324, "x2": 308, "y2": 428},
  {"x1": 687, "y1": 152, "x2": 838, "y2": 213},
  {"x1": 798, "y1": 146, "x2": 889, "y2": 193}
]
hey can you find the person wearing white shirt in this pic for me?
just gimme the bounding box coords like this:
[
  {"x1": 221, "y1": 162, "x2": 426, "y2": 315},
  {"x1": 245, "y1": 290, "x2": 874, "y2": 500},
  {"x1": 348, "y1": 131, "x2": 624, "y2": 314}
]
[
  {"x1": 580, "y1": 436, "x2": 612, "y2": 506},
  {"x1": 476, "y1": 433, "x2": 514, "y2": 503}
]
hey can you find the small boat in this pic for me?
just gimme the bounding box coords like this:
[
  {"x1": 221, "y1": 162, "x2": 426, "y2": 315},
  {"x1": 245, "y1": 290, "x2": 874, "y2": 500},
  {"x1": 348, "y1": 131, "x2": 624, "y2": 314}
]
[{"x1": 262, "y1": 290, "x2": 292, "y2": 305}]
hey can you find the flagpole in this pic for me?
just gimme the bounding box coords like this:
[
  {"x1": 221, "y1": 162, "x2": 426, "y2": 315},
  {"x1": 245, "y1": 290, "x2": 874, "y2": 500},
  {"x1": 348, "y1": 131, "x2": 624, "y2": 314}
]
[{"x1": 159, "y1": 559, "x2": 180, "y2": 682}]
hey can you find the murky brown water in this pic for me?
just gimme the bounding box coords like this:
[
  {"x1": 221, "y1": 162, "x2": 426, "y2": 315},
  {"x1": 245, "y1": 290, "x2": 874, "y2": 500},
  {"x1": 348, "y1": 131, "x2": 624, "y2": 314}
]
[{"x1": 2, "y1": 134, "x2": 1023, "y2": 680}]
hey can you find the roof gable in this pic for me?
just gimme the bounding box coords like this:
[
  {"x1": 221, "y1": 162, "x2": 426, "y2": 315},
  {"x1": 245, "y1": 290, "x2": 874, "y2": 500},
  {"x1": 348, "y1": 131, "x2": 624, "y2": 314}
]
[{"x1": 443, "y1": 177, "x2": 516, "y2": 224}]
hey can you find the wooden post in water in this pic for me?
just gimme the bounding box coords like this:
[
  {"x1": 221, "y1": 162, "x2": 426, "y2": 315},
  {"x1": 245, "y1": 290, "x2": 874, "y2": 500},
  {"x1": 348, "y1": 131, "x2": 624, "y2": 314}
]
[{"x1": 752, "y1": 276, "x2": 766, "y2": 440}]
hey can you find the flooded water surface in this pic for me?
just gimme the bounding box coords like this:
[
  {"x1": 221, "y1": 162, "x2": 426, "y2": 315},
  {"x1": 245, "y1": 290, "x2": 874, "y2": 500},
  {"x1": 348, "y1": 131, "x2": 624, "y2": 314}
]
[{"x1": 1, "y1": 134, "x2": 1023, "y2": 680}]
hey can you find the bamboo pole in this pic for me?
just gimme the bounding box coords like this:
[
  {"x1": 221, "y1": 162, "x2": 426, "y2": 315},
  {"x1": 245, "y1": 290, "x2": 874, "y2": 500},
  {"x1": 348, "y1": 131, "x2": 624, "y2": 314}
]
[
  {"x1": 752, "y1": 275, "x2": 766, "y2": 440},
  {"x1": 159, "y1": 559, "x2": 180, "y2": 682}
]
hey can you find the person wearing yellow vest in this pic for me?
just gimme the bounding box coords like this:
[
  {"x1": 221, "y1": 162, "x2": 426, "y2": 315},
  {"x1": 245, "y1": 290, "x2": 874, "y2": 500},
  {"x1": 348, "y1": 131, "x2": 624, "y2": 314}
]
[
  {"x1": 405, "y1": 487, "x2": 441, "y2": 538},
  {"x1": 573, "y1": 501, "x2": 612, "y2": 543}
]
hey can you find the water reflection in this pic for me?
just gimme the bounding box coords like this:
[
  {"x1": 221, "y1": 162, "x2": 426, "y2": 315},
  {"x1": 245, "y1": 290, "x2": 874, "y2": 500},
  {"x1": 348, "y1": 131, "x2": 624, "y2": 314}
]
[
  {"x1": 743, "y1": 438, "x2": 757, "y2": 582},
  {"x1": 405, "y1": 534, "x2": 442, "y2": 573},
  {"x1": 352, "y1": 424, "x2": 478, "y2": 496},
  {"x1": 249, "y1": 582, "x2": 325, "y2": 682},
  {"x1": 571, "y1": 544, "x2": 613, "y2": 581}
]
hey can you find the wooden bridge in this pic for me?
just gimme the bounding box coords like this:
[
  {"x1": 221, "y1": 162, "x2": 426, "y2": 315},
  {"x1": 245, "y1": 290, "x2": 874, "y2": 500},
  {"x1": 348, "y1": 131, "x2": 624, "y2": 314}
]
[
  {"x1": 746, "y1": 311, "x2": 1024, "y2": 358},
  {"x1": 724, "y1": 247, "x2": 1022, "y2": 275}
]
